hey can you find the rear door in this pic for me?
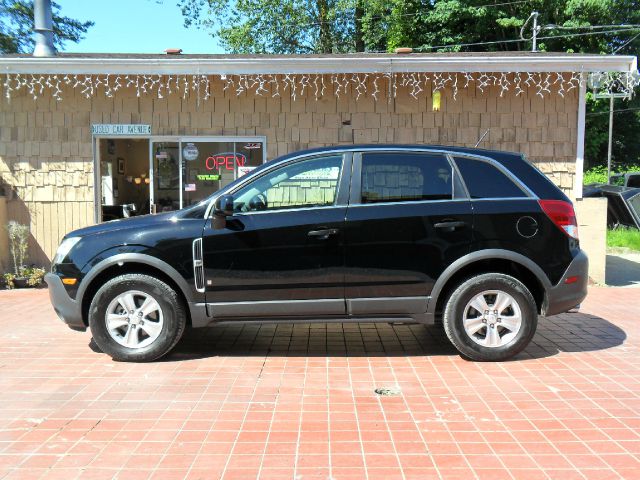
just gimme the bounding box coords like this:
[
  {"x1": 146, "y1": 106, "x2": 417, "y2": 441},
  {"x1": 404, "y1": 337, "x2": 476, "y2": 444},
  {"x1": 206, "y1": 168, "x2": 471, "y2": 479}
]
[{"x1": 344, "y1": 150, "x2": 473, "y2": 315}]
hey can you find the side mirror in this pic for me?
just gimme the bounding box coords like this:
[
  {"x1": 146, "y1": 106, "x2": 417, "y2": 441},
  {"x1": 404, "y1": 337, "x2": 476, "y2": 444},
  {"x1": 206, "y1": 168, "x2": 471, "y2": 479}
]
[
  {"x1": 212, "y1": 195, "x2": 234, "y2": 230},
  {"x1": 214, "y1": 194, "x2": 234, "y2": 217}
]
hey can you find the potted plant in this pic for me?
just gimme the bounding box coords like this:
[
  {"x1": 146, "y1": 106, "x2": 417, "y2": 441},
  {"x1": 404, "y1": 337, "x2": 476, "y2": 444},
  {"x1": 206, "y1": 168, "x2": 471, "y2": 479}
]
[{"x1": 2, "y1": 221, "x2": 39, "y2": 289}]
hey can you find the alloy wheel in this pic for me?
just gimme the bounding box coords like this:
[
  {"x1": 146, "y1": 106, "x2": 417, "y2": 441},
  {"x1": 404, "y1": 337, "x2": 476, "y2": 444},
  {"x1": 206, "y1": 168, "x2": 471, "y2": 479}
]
[
  {"x1": 105, "y1": 290, "x2": 164, "y2": 349},
  {"x1": 462, "y1": 290, "x2": 522, "y2": 348}
]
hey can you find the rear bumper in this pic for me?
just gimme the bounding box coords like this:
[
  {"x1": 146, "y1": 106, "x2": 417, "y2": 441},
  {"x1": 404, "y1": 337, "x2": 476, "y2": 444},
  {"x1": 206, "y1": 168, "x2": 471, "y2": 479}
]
[
  {"x1": 44, "y1": 273, "x2": 86, "y2": 331},
  {"x1": 544, "y1": 250, "x2": 589, "y2": 317}
]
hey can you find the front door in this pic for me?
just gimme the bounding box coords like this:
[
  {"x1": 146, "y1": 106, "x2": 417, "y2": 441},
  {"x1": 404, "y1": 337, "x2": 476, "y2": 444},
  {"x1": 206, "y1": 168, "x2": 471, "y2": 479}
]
[
  {"x1": 151, "y1": 141, "x2": 181, "y2": 213},
  {"x1": 201, "y1": 153, "x2": 350, "y2": 317},
  {"x1": 181, "y1": 138, "x2": 265, "y2": 208},
  {"x1": 344, "y1": 151, "x2": 473, "y2": 315}
]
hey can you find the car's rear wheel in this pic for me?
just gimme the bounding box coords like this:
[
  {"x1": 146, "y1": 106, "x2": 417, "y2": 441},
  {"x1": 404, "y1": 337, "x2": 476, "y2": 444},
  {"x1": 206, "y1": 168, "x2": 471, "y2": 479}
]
[
  {"x1": 443, "y1": 273, "x2": 537, "y2": 361},
  {"x1": 88, "y1": 274, "x2": 186, "y2": 362}
]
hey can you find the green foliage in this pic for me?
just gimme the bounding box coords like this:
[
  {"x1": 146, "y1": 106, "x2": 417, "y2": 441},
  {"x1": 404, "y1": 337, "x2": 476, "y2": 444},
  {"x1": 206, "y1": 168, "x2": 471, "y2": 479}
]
[
  {"x1": 178, "y1": 0, "x2": 356, "y2": 53},
  {"x1": 175, "y1": 1, "x2": 640, "y2": 62},
  {"x1": 583, "y1": 163, "x2": 640, "y2": 184},
  {"x1": 585, "y1": 92, "x2": 640, "y2": 171},
  {"x1": 3, "y1": 266, "x2": 46, "y2": 289},
  {"x1": 583, "y1": 165, "x2": 609, "y2": 184},
  {"x1": 607, "y1": 227, "x2": 640, "y2": 251},
  {"x1": 0, "y1": 0, "x2": 93, "y2": 54}
]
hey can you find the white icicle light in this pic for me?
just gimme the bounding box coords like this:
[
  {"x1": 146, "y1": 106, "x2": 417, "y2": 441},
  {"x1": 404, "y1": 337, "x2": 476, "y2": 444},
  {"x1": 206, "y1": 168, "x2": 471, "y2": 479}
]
[{"x1": 0, "y1": 71, "x2": 638, "y2": 102}]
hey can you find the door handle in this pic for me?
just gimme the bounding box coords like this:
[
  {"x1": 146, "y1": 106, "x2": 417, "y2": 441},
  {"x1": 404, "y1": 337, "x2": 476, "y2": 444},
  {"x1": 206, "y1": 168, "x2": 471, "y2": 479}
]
[
  {"x1": 308, "y1": 228, "x2": 339, "y2": 240},
  {"x1": 434, "y1": 221, "x2": 466, "y2": 231}
]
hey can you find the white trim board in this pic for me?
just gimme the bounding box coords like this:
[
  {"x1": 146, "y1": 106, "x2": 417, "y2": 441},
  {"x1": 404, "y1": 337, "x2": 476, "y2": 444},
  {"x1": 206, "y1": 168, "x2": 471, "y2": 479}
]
[{"x1": 0, "y1": 54, "x2": 636, "y2": 75}]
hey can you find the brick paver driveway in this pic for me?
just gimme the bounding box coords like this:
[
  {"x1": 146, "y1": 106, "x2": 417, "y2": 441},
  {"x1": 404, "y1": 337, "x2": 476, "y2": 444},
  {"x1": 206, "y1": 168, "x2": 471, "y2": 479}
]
[{"x1": 0, "y1": 287, "x2": 638, "y2": 480}]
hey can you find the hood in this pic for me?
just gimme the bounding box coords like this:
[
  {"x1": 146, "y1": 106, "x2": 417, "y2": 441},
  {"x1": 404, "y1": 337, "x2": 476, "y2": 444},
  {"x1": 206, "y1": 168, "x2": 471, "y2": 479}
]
[{"x1": 66, "y1": 211, "x2": 178, "y2": 239}]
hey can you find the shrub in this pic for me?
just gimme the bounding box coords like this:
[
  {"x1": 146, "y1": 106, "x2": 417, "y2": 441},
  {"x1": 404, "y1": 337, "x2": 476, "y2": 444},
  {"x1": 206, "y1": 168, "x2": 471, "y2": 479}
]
[
  {"x1": 584, "y1": 164, "x2": 640, "y2": 185},
  {"x1": 3, "y1": 267, "x2": 46, "y2": 289},
  {"x1": 6, "y1": 221, "x2": 29, "y2": 275},
  {"x1": 2, "y1": 222, "x2": 46, "y2": 289}
]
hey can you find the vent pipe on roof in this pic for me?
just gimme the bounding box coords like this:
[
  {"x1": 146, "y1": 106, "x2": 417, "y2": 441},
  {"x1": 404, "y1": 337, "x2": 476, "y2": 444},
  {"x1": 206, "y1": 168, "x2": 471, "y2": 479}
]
[{"x1": 33, "y1": 0, "x2": 56, "y2": 57}]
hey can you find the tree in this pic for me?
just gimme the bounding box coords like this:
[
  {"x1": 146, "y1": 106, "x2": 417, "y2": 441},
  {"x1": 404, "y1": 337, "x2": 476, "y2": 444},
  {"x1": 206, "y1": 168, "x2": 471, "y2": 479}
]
[
  {"x1": 357, "y1": 0, "x2": 640, "y2": 54},
  {"x1": 177, "y1": 0, "x2": 366, "y2": 53},
  {"x1": 178, "y1": 1, "x2": 640, "y2": 55},
  {"x1": 0, "y1": 1, "x2": 93, "y2": 54}
]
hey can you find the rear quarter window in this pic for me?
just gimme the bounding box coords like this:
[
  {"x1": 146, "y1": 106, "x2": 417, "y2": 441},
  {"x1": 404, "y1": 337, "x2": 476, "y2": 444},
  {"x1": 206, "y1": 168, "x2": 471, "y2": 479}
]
[{"x1": 454, "y1": 156, "x2": 527, "y2": 199}]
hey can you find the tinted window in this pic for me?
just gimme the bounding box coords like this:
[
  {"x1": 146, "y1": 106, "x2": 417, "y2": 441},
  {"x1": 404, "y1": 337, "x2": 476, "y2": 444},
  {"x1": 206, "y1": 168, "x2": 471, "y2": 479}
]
[
  {"x1": 628, "y1": 192, "x2": 640, "y2": 220},
  {"x1": 627, "y1": 174, "x2": 640, "y2": 188},
  {"x1": 233, "y1": 155, "x2": 342, "y2": 212},
  {"x1": 454, "y1": 157, "x2": 527, "y2": 199},
  {"x1": 361, "y1": 153, "x2": 454, "y2": 203}
]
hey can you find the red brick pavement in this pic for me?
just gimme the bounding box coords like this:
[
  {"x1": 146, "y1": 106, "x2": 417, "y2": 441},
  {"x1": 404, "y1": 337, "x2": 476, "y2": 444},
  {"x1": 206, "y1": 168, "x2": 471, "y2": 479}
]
[{"x1": 0, "y1": 286, "x2": 638, "y2": 479}]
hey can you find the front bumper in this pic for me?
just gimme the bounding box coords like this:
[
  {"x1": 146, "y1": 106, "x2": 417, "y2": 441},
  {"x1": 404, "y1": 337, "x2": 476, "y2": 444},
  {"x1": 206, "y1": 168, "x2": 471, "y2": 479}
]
[
  {"x1": 44, "y1": 273, "x2": 86, "y2": 331},
  {"x1": 544, "y1": 250, "x2": 589, "y2": 317}
]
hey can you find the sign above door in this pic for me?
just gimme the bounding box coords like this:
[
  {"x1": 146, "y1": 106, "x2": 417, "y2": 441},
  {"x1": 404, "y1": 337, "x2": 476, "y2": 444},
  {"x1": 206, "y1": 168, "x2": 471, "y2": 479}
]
[{"x1": 92, "y1": 124, "x2": 151, "y2": 135}]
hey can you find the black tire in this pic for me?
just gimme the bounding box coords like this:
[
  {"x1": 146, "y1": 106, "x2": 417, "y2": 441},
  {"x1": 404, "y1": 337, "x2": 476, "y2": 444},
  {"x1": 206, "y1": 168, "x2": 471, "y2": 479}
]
[
  {"x1": 443, "y1": 273, "x2": 537, "y2": 361},
  {"x1": 88, "y1": 274, "x2": 186, "y2": 362}
]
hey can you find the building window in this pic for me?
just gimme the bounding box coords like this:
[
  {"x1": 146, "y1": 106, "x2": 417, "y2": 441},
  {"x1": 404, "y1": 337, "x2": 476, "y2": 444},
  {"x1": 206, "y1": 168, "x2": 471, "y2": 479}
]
[{"x1": 96, "y1": 136, "x2": 265, "y2": 221}]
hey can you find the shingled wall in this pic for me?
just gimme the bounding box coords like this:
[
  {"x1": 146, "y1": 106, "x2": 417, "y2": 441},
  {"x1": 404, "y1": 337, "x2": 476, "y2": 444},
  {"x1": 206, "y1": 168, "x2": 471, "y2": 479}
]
[{"x1": 0, "y1": 74, "x2": 579, "y2": 265}]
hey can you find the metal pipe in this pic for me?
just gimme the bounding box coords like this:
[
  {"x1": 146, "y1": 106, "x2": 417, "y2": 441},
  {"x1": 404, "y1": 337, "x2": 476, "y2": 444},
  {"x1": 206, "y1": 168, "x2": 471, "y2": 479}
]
[
  {"x1": 33, "y1": 0, "x2": 56, "y2": 57},
  {"x1": 532, "y1": 11, "x2": 539, "y2": 52}
]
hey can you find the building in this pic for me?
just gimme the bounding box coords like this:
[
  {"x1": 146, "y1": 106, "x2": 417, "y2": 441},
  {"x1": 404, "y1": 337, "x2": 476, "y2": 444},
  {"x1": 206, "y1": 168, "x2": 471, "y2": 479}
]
[{"x1": 0, "y1": 52, "x2": 637, "y2": 282}]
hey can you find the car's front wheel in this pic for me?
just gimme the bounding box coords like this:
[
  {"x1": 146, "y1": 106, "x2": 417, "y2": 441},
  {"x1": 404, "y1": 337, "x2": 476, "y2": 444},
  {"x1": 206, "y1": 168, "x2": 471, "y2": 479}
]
[
  {"x1": 443, "y1": 273, "x2": 537, "y2": 361},
  {"x1": 88, "y1": 274, "x2": 186, "y2": 362}
]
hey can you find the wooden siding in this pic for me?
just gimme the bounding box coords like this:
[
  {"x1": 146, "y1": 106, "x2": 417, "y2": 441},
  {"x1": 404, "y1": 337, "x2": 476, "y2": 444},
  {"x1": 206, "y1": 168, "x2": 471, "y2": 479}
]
[{"x1": 0, "y1": 74, "x2": 579, "y2": 265}]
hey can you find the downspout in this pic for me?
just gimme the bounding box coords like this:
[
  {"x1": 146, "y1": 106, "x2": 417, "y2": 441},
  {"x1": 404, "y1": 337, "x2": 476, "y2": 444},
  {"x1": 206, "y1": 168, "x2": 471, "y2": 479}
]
[{"x1": 33, "y1": 0, "x2": 56, "y2": 57}]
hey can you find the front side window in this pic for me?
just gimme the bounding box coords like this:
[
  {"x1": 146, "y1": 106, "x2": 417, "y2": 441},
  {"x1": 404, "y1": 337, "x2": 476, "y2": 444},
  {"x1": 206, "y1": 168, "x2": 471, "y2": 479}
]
[
  {"x1": 232, "y1": 155, "x2": 342, "y2": 212},
  {"x1": 454, "y1": 156, "x2": 527, "y2": 199},
  {"x1": 360, "y1": 152, "x2": 454, "y2": 204}
]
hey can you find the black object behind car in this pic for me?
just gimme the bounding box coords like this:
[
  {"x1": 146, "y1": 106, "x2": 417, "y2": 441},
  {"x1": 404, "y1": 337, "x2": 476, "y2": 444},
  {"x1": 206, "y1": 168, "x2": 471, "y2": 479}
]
[
  {"x1": 583, "y1": 184, "x2": 640, "y2": 229},
  {"x1": 610, "y1": 171, "x2": 640, "y2": 188},
  {"x1": 46, "y1": 145, "x2": 588, "y2": 362},
  {"x1": 101, "y1": 203, "x2": 137, "y2": 221}
]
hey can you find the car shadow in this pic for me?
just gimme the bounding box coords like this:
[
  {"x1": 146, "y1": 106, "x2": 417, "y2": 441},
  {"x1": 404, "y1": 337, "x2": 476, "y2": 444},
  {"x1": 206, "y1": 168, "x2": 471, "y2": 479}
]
[{"x1": 156, "y1": 311, "x2": 626, "y2": 362}]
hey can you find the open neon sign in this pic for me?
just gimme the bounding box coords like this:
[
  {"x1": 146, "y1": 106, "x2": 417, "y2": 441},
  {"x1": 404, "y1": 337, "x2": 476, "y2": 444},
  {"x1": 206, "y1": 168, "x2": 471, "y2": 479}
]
[{"x1": 205, "y1": 152, "x2": 247, "y2": 171}]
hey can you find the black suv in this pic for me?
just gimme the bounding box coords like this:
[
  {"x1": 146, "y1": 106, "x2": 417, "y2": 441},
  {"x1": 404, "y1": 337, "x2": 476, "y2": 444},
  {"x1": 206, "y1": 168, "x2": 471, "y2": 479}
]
[{"x1": 46, "y1": 145, "x2": 588, "y2": 362}]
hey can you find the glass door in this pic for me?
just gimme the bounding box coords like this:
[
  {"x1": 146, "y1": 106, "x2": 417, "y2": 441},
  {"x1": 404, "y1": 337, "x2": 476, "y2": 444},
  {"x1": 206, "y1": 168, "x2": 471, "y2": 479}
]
[
  {"x1": 151, "y1": 141, "x2": 181, "y2": 213},
  {"x1": 181, "y1": 138, "x2": 265, "y2": 207},
  {"x1": 147, "y1": 137, "x2": 266, "y2": 213}
]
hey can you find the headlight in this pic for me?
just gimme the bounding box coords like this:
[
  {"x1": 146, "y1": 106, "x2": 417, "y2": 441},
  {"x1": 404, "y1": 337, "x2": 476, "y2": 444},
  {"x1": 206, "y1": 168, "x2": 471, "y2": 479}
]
[{"x1": 53, "y1": 237, "x2": 81, "y2": 264}]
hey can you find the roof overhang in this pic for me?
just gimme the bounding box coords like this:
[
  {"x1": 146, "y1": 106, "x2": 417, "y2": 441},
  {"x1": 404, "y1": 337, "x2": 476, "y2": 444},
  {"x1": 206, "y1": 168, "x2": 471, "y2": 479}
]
[{"x1": 0, "y1": 53, "x2": 636, "y2": 75}]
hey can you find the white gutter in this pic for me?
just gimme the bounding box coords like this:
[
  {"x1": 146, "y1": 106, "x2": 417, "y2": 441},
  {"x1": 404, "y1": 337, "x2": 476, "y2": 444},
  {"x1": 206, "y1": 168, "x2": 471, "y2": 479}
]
[{"x1": 0, "y1": 54, "x2": 636, "y2": 75}]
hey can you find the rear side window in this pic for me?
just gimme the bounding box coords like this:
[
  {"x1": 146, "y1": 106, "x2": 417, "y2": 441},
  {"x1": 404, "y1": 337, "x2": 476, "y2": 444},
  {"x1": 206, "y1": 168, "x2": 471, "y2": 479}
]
[
  {"x1": 361, "y1": 152, "x2": 456, "y2": 203},
  {"x1": 454, "y1": 156, "x2": 527, "y2": 199},
  {"x1": 627, "y1": 175, "x2": 640, "y2": 188}
]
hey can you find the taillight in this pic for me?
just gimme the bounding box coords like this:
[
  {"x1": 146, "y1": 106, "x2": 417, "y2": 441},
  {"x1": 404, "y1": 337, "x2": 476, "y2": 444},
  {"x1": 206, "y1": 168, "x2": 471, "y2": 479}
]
[{"x1": 538, "y1": 200, "x2": 579, "y2": 240}]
